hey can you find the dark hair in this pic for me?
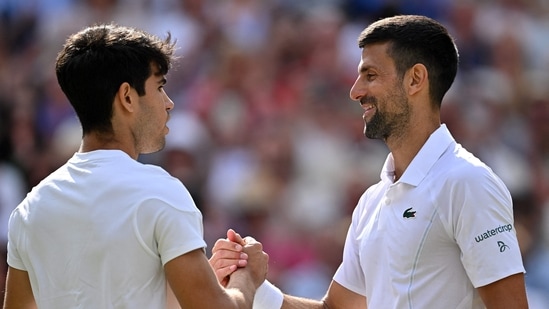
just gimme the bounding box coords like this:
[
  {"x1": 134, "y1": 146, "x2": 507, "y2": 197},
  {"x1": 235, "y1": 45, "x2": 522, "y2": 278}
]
[
  {"x1": 55, "y1": 24, "x2": 176, "y2": 134},
  {"x1": 358, "y1": 15, "x2": 458, "y2": 107}
]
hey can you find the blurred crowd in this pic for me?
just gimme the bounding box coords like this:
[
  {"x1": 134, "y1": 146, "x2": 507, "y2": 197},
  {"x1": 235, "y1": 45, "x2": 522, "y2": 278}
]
[{"x1": 1, "y1": 0, "x2": 549, "y2": 306}]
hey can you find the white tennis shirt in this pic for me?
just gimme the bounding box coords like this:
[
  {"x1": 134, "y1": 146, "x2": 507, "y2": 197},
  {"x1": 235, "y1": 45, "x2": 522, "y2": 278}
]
[
  {"x1": 333, "y1": 124, "x2": 525, "y2": 309},
  {"x1": 8, "y1": 150, "x2": 206, "y2": 308}
]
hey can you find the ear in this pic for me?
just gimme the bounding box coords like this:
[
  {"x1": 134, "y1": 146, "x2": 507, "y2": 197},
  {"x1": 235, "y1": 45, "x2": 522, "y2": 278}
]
[
  {"x1": 115, "y1": 82, "x2": 136, "y2": 113},
  {"x1": 405, "y1": 63, "x2": 428, "y2": 97}
]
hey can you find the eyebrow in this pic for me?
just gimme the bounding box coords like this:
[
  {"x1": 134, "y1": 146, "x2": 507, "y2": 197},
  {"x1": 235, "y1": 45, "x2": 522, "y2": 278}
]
[
  {"x1": 158, "y1": 77, "x2": 167, "y2": 85},
  {"x1": 358, "y1": 65, "x2": 374, "y2": 74}
]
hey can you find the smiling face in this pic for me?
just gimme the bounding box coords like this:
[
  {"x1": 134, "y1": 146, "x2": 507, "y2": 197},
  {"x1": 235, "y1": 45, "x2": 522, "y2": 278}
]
[
  {"x1": 134, "y1": 65, "x2": 174, "y2": 154},
  {"x1": 349, "y1": 42, "x2": 410, "y2": 141}
]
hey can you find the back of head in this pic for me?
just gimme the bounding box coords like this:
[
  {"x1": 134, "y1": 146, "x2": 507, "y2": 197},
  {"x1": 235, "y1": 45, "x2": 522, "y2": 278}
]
[
  {"x1": 55, "y1": 24, "x2": 176, "y2": 134},
  {"x1": 358, "y1": 15, "x2": 459, "y2": 106}
]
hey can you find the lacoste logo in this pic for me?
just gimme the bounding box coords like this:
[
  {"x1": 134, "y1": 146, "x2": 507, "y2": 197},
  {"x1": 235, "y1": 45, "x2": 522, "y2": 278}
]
[
  {"x1": 403, "y1": 207, "x2": 416, "y2": 218},
  {"x1": 498, "y1": 241, "x2": 510, "y2": 252}
]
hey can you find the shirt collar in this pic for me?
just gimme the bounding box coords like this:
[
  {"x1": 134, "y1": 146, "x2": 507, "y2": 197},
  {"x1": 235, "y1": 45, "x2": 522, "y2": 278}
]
[{"x1": 380, "y1": 124, "x2": 455, "y2": 186}]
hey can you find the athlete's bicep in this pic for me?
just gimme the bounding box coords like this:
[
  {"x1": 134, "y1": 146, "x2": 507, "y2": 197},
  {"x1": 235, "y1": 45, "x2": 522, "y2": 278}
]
[
  {"x1": 477, "y1": 273, "x2": 527, "y2": 309},
  {"x1": 3, "y1": 266, "x2": 37, "y2": 309},
  {"x1": 164, "y1": 249, "x2": 235, "y2": 308}
]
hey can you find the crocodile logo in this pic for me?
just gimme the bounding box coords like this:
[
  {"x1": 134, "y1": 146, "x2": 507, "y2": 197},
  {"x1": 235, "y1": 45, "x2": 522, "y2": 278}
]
[{"x1": 403, "y1": 207, "x2": 416, "y2": 218}]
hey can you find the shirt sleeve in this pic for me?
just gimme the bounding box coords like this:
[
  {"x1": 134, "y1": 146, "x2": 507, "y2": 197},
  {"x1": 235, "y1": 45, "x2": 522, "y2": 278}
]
[
  {"x1": 450, "y1": 166, "x2": 525, "y2": 287},
  {"x1": 333, "y1": 195, "x2": 367, "y2": 296},
  {"x1": 136, "y1": 196, "x2": 206, "y2": 266},
  {"x1": 6, "y1": 206, "x2": 27, "y2": 271}
]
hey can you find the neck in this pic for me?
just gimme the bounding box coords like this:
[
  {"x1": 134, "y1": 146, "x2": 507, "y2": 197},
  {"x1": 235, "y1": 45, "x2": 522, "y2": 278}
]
[
  {"x1": 387, "y1": 121, "x2": 440, "y2": 181},
  {"x1": 79, "y1": 132, "x2": 138, "y2": 160}
]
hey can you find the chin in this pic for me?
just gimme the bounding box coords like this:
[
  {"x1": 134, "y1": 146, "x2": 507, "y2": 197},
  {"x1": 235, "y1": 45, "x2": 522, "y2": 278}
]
[{"x1": 364, "y1": 128, "x2": 381, "y2": 140}]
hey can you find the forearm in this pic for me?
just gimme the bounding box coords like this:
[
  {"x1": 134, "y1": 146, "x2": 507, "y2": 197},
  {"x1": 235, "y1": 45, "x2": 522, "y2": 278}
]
[
  {"x1": 257, "y1": 280, "x2": 366, "y2": 309},
  {"x1": 281, "y1": 294, "x2": 327, "y2": 309},
  {"x1": 225, "y1": 269, "x2": 257, "y2": 308}
]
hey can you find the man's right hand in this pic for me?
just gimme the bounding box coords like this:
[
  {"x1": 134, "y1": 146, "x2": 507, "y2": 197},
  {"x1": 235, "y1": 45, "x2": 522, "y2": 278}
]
[
  {"x1": 232, "y1": 234, "x2": 269, "y2": 289},
  {"x1": 210, "y1": 229, "x2": 256, "y2": 286},
  {"x1": 166, "y1": 232, "x2": 269, "y2": 309}
]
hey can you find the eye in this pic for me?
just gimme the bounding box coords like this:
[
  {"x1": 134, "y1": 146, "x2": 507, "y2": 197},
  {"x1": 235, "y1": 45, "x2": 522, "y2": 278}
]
[{"x1": 366, "y1": 73, "x2": 376, "y2": 81}]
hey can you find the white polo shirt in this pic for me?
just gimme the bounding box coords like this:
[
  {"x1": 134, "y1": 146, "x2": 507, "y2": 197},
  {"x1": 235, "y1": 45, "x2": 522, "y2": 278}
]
[
  {"x1": 333, "y1": 124, "x2": 525, "y2": 309},
  {"x1": 8, "y1": 150, "x2": 206, "y2": 308}
]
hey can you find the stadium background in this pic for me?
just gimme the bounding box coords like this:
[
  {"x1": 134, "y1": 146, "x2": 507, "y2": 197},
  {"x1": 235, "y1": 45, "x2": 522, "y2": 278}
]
[{"x1": 0, "y1": 0, "x2": 548, "y2": 306}]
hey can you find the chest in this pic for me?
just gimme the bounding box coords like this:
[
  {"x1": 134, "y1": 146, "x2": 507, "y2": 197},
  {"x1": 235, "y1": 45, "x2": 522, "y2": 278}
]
[{"x1": 355, "y1": 183, "x2": 459, "y2": 278}]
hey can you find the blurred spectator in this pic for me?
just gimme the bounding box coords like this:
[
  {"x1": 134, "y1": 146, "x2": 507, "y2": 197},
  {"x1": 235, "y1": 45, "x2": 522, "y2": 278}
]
[{"x1": 0, "y1": 101, "x2": 26, "y2": 302}]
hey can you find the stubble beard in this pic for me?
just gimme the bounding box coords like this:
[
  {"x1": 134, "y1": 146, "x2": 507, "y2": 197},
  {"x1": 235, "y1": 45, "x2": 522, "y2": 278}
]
[
  {"x1": 364, "y1": 111, "x2": 387, "y2": 140},
  {"x1": 135, "y1": 118, "x2": 168, "y2": 155},
  {"x1": 363, "y1": 91, "x2": 410, "y2": 141}
]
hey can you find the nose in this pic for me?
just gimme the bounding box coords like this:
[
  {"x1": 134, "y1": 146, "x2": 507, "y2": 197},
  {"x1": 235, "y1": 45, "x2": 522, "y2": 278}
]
[
  {"x1": 349, "y1": 76, "x2": 362, "y2": 101},
  {"x1": 163, "y1": 91, "x2": 174, "y2": 111}
]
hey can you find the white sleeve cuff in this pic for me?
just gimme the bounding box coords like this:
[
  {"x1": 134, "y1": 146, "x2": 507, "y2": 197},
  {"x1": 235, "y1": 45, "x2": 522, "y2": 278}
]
[{"x1": 253, "y1": 280, "x2": 283, "y2": 309}]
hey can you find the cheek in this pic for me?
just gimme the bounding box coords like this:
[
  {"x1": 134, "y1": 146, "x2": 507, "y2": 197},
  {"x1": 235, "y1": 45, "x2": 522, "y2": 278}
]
[{"x1": 138, "y1": 104, "x2": 163, "y2": 131}]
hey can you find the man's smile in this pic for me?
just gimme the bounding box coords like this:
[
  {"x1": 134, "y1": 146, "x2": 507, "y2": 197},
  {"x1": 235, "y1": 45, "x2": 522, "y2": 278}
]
[{"x1": 361, "y1": 104, "x2": 376, "y2": 120}]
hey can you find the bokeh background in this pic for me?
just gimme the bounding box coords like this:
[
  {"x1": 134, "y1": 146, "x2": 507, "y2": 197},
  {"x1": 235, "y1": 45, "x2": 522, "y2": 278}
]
[{"x1": 1, "y1": 0, "x2": 549, "y2": 306}]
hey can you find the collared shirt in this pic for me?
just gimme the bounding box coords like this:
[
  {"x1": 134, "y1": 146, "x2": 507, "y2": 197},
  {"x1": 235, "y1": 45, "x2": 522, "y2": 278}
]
[{"x1": 333, "y1": 124, "x2": 525, "y2": 309}]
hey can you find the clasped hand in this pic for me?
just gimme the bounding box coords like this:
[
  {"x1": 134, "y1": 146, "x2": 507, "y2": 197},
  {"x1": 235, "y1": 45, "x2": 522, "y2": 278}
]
[{"x1": 209, "y1": 229, "x2": 268, "y2": 288}]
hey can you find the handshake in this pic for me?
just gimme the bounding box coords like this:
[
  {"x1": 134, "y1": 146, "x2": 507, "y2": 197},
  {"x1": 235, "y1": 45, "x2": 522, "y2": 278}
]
[
  {"x1": 209, "y1": 229, "x2": 284, "y2": 309},
  {"x1": 209, "y1": 229, "x2": 262, "y2": 287}
]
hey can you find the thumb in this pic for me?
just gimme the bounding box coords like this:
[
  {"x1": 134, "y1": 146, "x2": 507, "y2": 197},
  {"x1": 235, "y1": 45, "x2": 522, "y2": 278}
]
[{"x1": 227, "y1": 229, "x2": 245, "y2": 245}]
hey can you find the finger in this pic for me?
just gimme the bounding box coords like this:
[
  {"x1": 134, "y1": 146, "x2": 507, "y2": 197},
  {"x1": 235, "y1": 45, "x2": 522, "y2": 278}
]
[
  {"x1": 213, "y1": 264, "x2": 237, "y2": 286},
  {"x1": 211, "y1": 238, "x2": 243, "y2": 255},
  {"x1": 227, "y1": 228, "x2": 245, "y2": 245},
  {"x1": 241, "y1": 238, "x2": 266, "y2": 263},
  {"x1": 242, "y1": 236, "x2": 260, "y2": 247},
  {"x1": 209, "y1": 251, "x2": 248, "y2": 269}
]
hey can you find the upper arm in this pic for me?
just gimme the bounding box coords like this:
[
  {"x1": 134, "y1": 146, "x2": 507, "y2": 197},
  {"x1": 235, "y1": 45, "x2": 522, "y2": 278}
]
[
  {"x1": 164, "y1": 249, "x2": 242, "y2": 308},
  {"x1": 477, "y1": 273, "x2": 528, "y2": 309},
  {"x1": 324, "y1": 280, "x2": 367, "y2": 309},
  {"x1": 3, "y1": 266, "x2": 37, "y2": 309}
]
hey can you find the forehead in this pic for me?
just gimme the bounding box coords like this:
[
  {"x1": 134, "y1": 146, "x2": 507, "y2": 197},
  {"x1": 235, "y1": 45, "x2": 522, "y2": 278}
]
[
  {"x1": 145, "y1": 63, "x2": 165, "y2": 82},
  {"x1": 358, "y1": 42, "x2": 396, "y2": 72},
  {"x1": 144, "y1": 72, "x2": 164, "y2": 86}
]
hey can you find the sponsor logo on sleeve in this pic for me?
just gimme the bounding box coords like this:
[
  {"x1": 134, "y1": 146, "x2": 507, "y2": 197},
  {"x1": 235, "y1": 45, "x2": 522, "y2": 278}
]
[{"x1": 474, "y1": 224, "x2": 514, "y2": 250}]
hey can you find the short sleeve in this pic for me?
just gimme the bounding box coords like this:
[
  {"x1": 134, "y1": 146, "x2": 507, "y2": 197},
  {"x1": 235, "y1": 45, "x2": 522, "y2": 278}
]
[
  {"x1": 136, "y1": 197, "x2": 206, "y2": 266},
  {"x1": 333, "y1": 197, "x2": 367, "y2": 296},
  {"x1": 451, "y1": 168, "x2": 525, "y2": 287},
  {"x1": 6, "y1": 207, "x2": 27, "y2": 271}
]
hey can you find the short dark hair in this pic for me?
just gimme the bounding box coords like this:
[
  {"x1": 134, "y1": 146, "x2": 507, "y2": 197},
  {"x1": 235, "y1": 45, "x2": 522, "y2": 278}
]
[
  {"x1": 358, "y1": 15, "x2": 459, "y2": 107},
  {"x1": 55, "y1": 24, "x2": 176, "y2": 134}
]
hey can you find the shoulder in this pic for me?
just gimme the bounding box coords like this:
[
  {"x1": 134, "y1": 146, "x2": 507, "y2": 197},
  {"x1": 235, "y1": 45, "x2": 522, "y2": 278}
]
[
  {"x1": 106, "y1": 160, "x2": 197, "y2": 212},
  {"x1": 439, "y1": 143, "x2": 506, "y2": 188},
  {"x1": 434, "y1": 143, "x2": 512, "y2": 211},
  {"x1": 140, "y1": 164, "x2": 189, "y2": 194},
  {"x1": 139, "y1": 166, "x2": 195, "y2": 206},
  {"x1": 120, "y1": 160, "x2": 181, "y2": 188}
]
